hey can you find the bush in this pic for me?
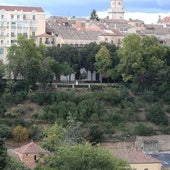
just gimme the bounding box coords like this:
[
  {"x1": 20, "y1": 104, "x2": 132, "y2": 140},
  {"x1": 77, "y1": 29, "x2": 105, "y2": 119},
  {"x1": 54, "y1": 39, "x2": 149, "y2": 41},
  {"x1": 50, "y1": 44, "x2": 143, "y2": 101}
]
[
  {"x1": 12, "y1": 125, "x2": 29, "y2": 143},
  {"x1": 88, "y1": 124, "x2": 103, "y2": 144},
  {"x1": 0, "y1": 124, "x2": 11, "y2": 139},
  {"x1": 134, "y1": 123, "x2": 154, "y2": 136},
  {"x1": 142, "y1": 90, "x2": 156, "y2": 102},
  {"x1": 147, "y1": 105, "x2": 169, "y2": 126},
  {"x1": 77, "y1": 99, "x2": 101, "y2": 122},
  {"x1": 96, "y1": 88, "x2": 121, "y2": 104}
]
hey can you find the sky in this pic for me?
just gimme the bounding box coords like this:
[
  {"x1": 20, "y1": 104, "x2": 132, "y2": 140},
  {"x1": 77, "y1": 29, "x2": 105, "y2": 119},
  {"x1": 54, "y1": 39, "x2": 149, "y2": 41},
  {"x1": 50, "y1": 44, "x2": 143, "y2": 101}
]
[{"x1": 1, "y1": 0, "x2": 170, "y2": 24}]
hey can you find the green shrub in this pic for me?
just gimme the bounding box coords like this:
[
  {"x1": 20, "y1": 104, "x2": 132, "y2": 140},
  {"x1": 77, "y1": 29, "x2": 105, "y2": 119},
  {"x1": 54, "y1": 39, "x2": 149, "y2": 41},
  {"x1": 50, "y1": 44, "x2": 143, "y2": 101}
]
[
  {"x1": 77, "y1": 99, "x2": 101, "y2": 122},
  {"x1": 147, "y1": 105, "x2": 169, "y2": 125},
  {"x1": 142, "y1": 90, "x2": 156, "y2": 102},
  {"x1": 96, "y1": 88, "x2": 121, "y2": 104},
  {"x1": 88, "y1": 124, "x2": 103, "y2": 144},
  {"x1": 0, "y1": 124, "x2": 11, "y2": 139},
  {"x1": 134, "y1": 123, "x2": 154, "y2": 136},
  {"x1": 29, "y1": 91, "x2": 55, "y2": 105}
]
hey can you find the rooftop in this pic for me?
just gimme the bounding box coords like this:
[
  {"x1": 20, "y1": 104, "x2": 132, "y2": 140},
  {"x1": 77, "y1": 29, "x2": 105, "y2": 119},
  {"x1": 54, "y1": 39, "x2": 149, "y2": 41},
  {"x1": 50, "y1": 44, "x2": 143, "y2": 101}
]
[
  {"x1": 0, "y1": 5, "x2": 44, "y2": 13},
  {"x1": 114, "y1": 150, "x2": 161, "y2": 164},
  {"x1": 14, "y1": 141, "x2": 49, "y2": 154}
]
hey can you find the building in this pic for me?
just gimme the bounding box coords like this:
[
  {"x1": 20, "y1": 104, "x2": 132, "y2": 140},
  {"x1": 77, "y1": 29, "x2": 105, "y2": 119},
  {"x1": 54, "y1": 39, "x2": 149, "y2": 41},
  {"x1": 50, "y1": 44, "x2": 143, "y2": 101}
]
[
  {"x1": 9, "y1": 141, "x2": 51, "y2": 169},
  {"x1": 0, "y1": 5, "x2": 46, "y2": 63},
  {"x1": 108, "y1": 0, "x2": 124, "y2": 20},
  {"x1": 114, "y1": 150, "x2": 162, "y2": 170}
]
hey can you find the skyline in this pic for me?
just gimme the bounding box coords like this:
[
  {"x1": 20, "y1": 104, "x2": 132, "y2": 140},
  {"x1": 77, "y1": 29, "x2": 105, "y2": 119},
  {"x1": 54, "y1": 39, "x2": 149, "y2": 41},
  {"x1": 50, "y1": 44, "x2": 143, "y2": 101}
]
[{"x1": 0, "y1": 0, "x2": 170, "y2": 23}]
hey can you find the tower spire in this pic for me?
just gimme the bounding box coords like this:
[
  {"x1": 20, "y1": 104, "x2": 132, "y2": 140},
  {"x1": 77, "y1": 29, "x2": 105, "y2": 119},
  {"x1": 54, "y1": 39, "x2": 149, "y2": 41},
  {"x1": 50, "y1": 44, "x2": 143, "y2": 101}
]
[{"x1": 108, "y1": 0, "x2": 124, "y2": 20}]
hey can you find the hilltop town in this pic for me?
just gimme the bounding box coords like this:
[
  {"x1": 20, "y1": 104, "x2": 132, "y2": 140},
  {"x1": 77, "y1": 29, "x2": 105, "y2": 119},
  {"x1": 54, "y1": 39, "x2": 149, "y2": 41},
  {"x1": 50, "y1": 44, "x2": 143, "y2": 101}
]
[{"x1": 0, "y1": 0, "x2": 170, "y2": 170}]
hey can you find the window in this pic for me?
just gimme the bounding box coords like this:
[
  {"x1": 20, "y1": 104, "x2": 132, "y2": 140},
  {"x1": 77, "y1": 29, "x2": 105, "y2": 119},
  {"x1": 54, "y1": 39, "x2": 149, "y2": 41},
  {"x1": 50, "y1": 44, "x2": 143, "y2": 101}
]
[
  {"x1": 32, "y1": 32, "x2": 35, "y2": 37},
  {"x1": 23, "y1": 33, "x2": 28, "y2": 37},
  {"x1": 11, "y1": 32, "x2": 15, "y2": 37},
  {"x1": 23, "y1": 15, "x2": 26, "y2": 20},
  {"x1": 144, "y1": 169, "x2": 148, "y2": 170},
  {"x1": 0, "y1": 48, "x2": 4, "y2": 55},
  {"x1": 1, "y1": 15, "x2": 4, "y2": 19},
  {"x1": 45, "y1": 38, "x2": 49, "y2": 44},
  {"x1": 34, "y1": 155, "x2": 37, "y2": 161},
  {"x1": 17, "y1": 15, "x2": 20, "y2": 19},
  {"x1": 32, "y1": 15, "x2": 35, "y2": 20},
  {"x1": 11, "y1": 15, "x2": 14, "y2": 19}
]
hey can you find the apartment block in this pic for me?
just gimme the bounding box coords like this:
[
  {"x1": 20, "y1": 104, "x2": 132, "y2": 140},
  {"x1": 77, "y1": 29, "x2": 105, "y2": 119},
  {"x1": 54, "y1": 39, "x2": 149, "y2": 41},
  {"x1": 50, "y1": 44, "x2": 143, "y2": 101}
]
[{"x1": 0, "y1": 5, "x2": 46, "y2": 63}]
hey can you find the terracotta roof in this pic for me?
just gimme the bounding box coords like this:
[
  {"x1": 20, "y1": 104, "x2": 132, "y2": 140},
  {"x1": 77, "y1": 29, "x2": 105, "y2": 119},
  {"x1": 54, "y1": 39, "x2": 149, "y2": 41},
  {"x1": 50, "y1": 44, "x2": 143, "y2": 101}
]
[
  {"x1": 161, "y1": 16, "x2": 170, "y2": 22},
  {"x1": 0, "y1": 5, "x2": 44, "y2": 12},
  {"x1": 114, "y1": 150, "x2": 161, "y2": 164},
  {"x1": 14, "y1": 141, "x2": 49, "y2": 154}
]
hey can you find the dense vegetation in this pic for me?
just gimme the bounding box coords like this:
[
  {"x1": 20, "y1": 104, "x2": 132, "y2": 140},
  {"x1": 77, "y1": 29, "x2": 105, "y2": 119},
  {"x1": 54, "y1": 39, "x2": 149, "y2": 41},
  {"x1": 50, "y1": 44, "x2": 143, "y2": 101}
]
[{"x1": 0, "y1": 34, "x2": 169, "y2": 169}]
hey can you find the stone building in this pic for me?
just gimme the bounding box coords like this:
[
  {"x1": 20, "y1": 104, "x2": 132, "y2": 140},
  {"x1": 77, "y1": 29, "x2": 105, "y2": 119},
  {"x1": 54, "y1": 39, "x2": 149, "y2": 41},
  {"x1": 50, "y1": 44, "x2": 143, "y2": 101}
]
[
  {"x1": 108, "y1": 0, "x2": 124, "y2": 20},
  {"x1": 10, "y1": 141, "x2": 51, "y2": 169}
]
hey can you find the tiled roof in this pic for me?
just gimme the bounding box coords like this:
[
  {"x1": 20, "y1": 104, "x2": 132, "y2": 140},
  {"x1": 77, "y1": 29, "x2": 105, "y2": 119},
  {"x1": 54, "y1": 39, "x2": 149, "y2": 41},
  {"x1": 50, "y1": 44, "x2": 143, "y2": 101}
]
[
  {"x1": 14, "y1": 141, "x2": 49, "y2": 154},
  {"x1": 0, "y1": 5, "x2": 44, "y2": 12},
  {"x1": 161, "y1": 16, "x2": 170, "y2": 22},
  {"x1": 114, "y1": 150, "x2": 161, "y2": 164},
  {"x1": 55, "y1": 27, "x2": 99, "y2": 40}
]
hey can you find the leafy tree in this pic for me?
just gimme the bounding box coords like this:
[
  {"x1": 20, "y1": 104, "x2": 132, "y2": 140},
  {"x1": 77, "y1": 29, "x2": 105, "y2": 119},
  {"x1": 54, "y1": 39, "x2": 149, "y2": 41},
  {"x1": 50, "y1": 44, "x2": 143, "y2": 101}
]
[
  {"x1": 0, "y1": 63, "x2": 6, "y2": 96},
  {"x1": 65, "y1": 114, "x2": 85, "y2": 145},
  {"x1": 41, "y1": 123, "x2": 66, "y2": 152},
  {"x1": 35, "y1": 143, "x2": 131, "y2": 170},
  {"x1": 7, "y1": 36, "x2": 42, "y2": 89},
  {"x1": 60, "y1": 62, "x2": 74, "y2": 83},
  {"x1": 79, "y1": 42, "x2": 100, "y2": 81},
  {"x1": 95, "y1": 45, "x2": 111, "y2": 82},
  {"x1": 0, "y1": 138, "x2": 7, "y2": 170},
  {"x1": 117, "y1": 34, "x2": 168, "y2": 92},
  {"x1": 12, "y1": 125, "x2": 29, "y2": 143},
  {"x1": 90, "y1": 9, "x2": 100, "y2": 21},
  {"x1": 38, "y1": 57, "x2": 60, "y2": 89}
]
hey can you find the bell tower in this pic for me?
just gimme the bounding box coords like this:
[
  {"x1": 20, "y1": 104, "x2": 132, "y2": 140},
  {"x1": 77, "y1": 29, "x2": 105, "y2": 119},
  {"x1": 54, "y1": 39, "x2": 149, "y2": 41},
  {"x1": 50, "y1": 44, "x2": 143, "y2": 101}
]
[{"x1": 108, "y1": 0, "x2": 124, "y2": 20}]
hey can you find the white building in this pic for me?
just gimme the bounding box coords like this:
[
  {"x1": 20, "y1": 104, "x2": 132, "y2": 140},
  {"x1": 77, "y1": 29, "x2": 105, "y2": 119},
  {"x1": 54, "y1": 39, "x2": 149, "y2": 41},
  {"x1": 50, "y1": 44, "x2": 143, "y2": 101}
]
[{"x1": 0, "y1": 6, "x2": 46, "y2": 63}]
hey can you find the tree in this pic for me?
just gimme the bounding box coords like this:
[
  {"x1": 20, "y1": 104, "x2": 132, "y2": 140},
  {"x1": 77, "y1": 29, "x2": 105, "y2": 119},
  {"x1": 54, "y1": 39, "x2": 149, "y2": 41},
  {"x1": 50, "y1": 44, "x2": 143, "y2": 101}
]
[
  {"x1": 117, "y1": 34, "x2": 168, "y2": 91},
  {"x1": 41, "y1": 123, "x2": 66, "y2": 152},
  {"x1": 12, "y1": 125, "x2": 29, "y2": 143},
  {"x1": 7, "y1": 36, "x2": 42, "y2": 89},
  {"x1": 0, "y1": 138, "x2": 7, "y2": 170},
  {"x1": 95, "y1": 45, "x2": 111, "y2": 83},
  {"x1": 90, "y1": 9, "x2": 100, "y2": 21},
  {"x1": 0, "y1": 63, "x2": 6, "y2": 96},
  {"x1": 35, "y1": 143, "x2": 131, "y2": 170},
  {"x1": 79, "y1": 42, "x2": 100, "y2": 81},
  {"x1": 60, "y1": 62, "x2": 74, "y2": 83}
]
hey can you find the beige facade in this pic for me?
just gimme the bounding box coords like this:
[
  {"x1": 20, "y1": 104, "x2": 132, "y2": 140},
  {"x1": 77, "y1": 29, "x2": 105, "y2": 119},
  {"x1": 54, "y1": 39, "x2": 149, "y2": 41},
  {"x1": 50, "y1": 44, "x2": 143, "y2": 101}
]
[
  {"x1": 35, "y1": 33, "x2": 55, "y2": 47},
  {"x1": 130, "y1": 163, "x2": 161, "y2": 170},
  {"x1": 98, "y1": 32, "x2": 123, "y2": 46},
  {"x1": 0, "y1": 6, "x2": 46, "y2": 63}
]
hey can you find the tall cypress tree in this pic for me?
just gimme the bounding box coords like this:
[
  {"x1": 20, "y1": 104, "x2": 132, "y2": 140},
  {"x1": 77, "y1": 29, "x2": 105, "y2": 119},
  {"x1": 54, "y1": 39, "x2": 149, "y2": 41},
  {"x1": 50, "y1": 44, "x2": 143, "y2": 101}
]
[{"x1": 0, "y1": 138, "x2": 7, "y2": 170}]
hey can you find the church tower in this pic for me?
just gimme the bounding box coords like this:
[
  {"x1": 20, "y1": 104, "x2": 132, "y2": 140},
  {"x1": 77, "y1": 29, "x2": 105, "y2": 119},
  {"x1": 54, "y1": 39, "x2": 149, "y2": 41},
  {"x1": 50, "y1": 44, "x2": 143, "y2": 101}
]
[{"x1": 108, "y1": 0, "x2": 124, "y2": 20}]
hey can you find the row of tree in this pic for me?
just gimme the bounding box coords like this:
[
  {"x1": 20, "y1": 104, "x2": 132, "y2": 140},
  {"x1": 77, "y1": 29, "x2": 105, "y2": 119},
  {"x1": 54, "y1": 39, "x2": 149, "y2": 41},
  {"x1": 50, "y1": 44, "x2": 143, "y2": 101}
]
[{"x1": 0, "y1": 34, "x2": 169, "y2": 97}]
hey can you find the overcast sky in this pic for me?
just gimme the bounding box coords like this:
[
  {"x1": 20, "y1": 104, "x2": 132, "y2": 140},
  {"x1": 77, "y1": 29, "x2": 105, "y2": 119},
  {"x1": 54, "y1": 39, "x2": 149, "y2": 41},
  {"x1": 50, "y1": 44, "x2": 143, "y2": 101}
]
[{"x1": 1, "y1": 0, "x2": 170, "y2": 23}]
